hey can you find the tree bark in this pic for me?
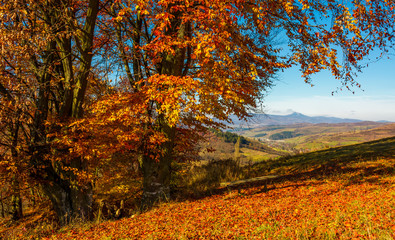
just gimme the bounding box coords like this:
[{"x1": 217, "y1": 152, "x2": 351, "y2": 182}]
[
  {"x1": 40, "y1": 176, "x2": 93, "y2": 225},
  {"x1": 141, "y1": 120, "x2": 175, "y2": 209},
  {"x1": 34, "y1": 0, "x2": 98, "y2": 225},
  {"x1": 41, "y1": 181, "x2": 73, "y2": 225},
  {"x1": 0, "y1": 191, "x2": 5, "y2": 218},
  {"x1": 10, "y1": 181, "x2": 22, "y2": 221},
  {"x1": 30, "y1": 144, "x2": 93, "y2": 225},
  {"x1": 10, "y1": 112, "x2": 23, "y2": 221},
  {"x1": 140, "y1": 7, "x2": 188, "y2": 209}
]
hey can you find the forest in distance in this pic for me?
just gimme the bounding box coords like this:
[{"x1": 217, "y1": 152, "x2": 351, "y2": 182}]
[{"x1": 0, "y1": 0, "x2": 395, "y2": 239}]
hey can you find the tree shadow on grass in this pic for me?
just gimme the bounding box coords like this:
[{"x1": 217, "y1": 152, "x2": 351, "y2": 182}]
[
  {"x1": 269, "y1": 137, "x2": 395, "y2": 173},
  {"x1": 176, "y1": 137, "x2": 395, "y2": 201}
]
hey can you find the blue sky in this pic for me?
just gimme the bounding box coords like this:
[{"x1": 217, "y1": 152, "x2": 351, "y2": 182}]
[{"x1": 263, "y1": 54, "x2": 395, "y2": 122}]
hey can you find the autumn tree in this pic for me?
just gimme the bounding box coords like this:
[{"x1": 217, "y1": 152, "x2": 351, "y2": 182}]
[
  {"x1": 92, "y1": 0, "x2": 394, "y2": 208},
  {"x1": 1, "y1": 0, "x2": 394, "y2": 221},
  {"x1": 90, "y1": 0, "x2": 275, "y2": 208},
  {"x1": 0, "y1": 0, "x2": 100, "y2": 225},
  {"x1": 0, "y1": 101, "x2": 27, "y2": 220}
]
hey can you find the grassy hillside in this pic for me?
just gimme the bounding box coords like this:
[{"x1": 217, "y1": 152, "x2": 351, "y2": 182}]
[
  {"x1": 7, "y1": 137, "x2": 393, "y2": 240},
  {"x1": 198, "y1": 131, "x2": 287, "y2": 163},
  {"x1": 199, "y1": 123, "x2": 395, "y2": 164},
  {"x1": 284, "y1": 123, "x2": 395, "y2": 151},
  {"x1": 237, "y1": 122, "x2": 395, "y2": 153}
]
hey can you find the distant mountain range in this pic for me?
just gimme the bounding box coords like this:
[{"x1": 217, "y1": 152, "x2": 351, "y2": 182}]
[{"x1": 228, "y1": 112, "x2": 390, "y2": 128}]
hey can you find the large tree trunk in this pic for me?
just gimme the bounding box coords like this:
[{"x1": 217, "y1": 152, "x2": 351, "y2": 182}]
[
  {"x1": 69, "y1": 158, "x2": 93, "y2": 221},
  {"x1": 41, "y1": 176, "x2": 93, "y2": 225},
  {"x1": 31, "y1": 145, "x2": 93, "y2": 225},
  {"x1": 41, "y1": 184, "x2": 92, "y2": 225},
  {"x1": 41, "y1": 180, "x2": 72, "y2": 225},
  {"x1": 140, "y1": 7, "x2": 188, "y2": 209},
  {"x1": 141, "y1": 121, "x2": 175, "y2": 209},
  {"x1": 29, "y1": 0, "x2": 98, "y2": 225}
]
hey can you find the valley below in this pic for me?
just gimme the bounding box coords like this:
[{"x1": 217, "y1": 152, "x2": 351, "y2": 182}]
[{"x1": 199, "y1": 121, "x2": 395, "y2": 163}]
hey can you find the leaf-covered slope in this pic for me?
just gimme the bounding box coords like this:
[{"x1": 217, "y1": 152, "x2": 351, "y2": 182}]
[{"x1": 43, "y1": 137, "x2": 395, "y2": 240}]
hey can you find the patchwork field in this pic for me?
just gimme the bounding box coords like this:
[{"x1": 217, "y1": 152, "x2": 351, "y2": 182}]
[{"x1": 236, "y1": 122, "x2": 395, "y2": 153}]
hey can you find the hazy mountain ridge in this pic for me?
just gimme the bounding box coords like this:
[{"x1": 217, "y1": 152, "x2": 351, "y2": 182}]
[{"x1": 228, "y1": 112, "x2": 390, "y2": 128}]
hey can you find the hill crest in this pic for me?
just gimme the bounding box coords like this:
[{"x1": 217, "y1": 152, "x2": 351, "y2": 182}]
[{"x1": 229, "y1": 112, "x2": 391, "y2": 127}]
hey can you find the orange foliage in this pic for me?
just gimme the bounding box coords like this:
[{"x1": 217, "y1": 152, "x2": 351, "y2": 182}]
[
  {"x1": 1, "y1": 0, "x2": 395, "y2": 225},
  {"x1": 77, "y1": 0, "x2": 395, "y2": 165}
]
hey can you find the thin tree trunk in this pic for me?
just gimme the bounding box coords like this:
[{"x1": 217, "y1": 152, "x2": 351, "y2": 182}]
[
  {"x1": 0, "y1": 191, "x2": 5, "y2": 218},
  {"x1": 29, "y1": 187, "x2": 38, "y2": 208},
  {"x1": 10, "y1": 178, "x2": 22, "y2": 221},
  {"x1": 10, "y1": 113, "x2": 23, "y2": 221}
]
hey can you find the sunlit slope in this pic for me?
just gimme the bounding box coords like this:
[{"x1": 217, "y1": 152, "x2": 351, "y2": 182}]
[
  {"x1": 238, "y1": 122, "x2": 395, "y2": 152},
  {"x1": 251, "y1": 136, "x2": 395, "y2": 177},
  {"x1": 45, "y1": 137, "x2": 395, "y2": 240},
  {"x1": 286, "y1": 123, "x2": 395, "y2": 151},
  {"x1": 199, "y1": 131, "x2": 288, "y2": 162}
]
